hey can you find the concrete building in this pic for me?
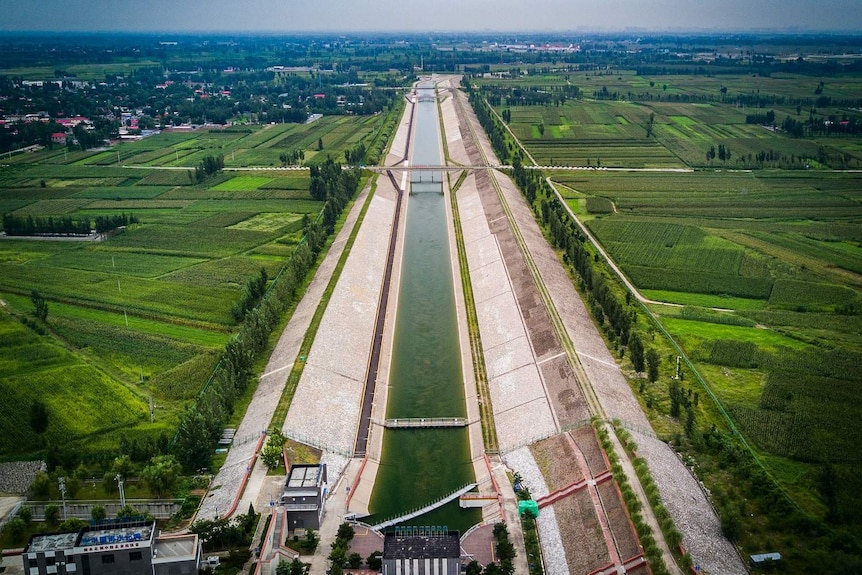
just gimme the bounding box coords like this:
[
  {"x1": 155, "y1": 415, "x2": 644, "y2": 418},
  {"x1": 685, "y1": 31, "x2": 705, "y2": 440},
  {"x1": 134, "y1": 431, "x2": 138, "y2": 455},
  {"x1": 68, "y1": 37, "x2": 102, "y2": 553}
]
[
  {"x1": 280, "y1": 464, "x2": 327, "y2": 531},
  {"x1": 22, "y1": 520, "x2": 200, "y2": 575},
  {"x1": 382, "y1": 530, "x2": 460, "y2": 575}
]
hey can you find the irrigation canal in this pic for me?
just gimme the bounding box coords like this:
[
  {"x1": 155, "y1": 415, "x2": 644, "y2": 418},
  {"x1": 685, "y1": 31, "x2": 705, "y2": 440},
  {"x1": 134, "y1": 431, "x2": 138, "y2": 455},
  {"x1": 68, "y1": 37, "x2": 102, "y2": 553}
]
[{"x1": 366, "y1": 81, "x2": 481, "y2": 533}]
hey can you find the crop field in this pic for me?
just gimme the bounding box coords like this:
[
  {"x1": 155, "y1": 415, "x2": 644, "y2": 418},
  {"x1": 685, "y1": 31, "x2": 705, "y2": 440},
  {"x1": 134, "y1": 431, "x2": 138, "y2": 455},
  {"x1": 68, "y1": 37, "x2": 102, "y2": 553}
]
[
  {"x1": 489, "y1": 63, "x2": 862, "y2": 537},
  {"x1": 210, "y1": 176, "x2": 274, "y2": 191},
  {"x1": 0, "y1": 313, "x2": 149, "y2": 457},
  {"x1": 552, "y1": 490, "x2": 610, "y2": 575},
  {"x1": 530, "y1": 434, "x2": 585, "y2": 491},
  {"x1": 489, "y1": 68, "x2": 862, "y2": 170},
  {"x1": 597, "y1": 481, "x2": 640, "y2": 560},
  {"x1": 0, "y1": 124, "x2": 345, "y2": 457}
]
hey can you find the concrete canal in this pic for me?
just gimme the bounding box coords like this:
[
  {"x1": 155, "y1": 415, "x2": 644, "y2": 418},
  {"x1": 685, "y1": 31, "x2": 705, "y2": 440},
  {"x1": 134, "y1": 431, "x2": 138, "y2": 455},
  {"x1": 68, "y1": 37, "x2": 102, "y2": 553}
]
[{"x1": 367, "y1": 81, "x2": 480, "y2": 532}]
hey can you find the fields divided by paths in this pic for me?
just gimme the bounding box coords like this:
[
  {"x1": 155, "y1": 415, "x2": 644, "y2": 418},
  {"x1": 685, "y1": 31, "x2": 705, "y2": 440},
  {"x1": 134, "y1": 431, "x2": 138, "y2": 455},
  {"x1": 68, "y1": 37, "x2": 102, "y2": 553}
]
[{"x1": 0, "y1": 117, "x2": 397, "y2": 459}]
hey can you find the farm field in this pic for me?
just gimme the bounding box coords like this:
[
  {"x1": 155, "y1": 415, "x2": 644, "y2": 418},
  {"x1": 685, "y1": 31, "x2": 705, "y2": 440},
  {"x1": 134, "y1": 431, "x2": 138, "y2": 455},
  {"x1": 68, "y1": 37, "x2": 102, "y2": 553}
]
[
  {"x1": 0, "y1": 118, "x2": 393, "y2": 458},
  {"x1": 560, "y1": 169, "x2": 862, "y2": 521},
  {"x1": 477, "y1": 61, "x2": 862, "y2": 567},
  {"x1": 481, "y1": 68, "x2": 862, "y2": 170}
]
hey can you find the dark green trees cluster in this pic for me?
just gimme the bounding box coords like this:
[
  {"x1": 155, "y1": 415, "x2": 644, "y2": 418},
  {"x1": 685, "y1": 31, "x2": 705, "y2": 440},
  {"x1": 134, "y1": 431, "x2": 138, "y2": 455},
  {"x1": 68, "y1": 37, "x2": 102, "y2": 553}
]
[
  {"x1": 309, "y1": 159, "x2": 361, "y2": 235},
  {"x1": 327, "y1": 522, "x2": 359, "y2": 575},
  {"x1": 276, "y1": 558, "x2": 309, "y2": 575},
  {"x1": 231, "y1": 267, "x2": 268, "y2": 321},
  {"x1": 2, "y1": 212, "x2": 137, "y2": 236},
  {"x1": 343, "y1": 141, "x2": 366, "y2": 165},
  {"x1": 3, "y1": 213, "x2": 90, "y2": 236},
  {"x1": 173, "y1": 161, "x2": 359, "y2": 471},
  {"x1": 489, "y1": 523, "x2": 516, "y2": 575},
  {"x1": 279, "y1": 149, "x2": 305, "y2": 166},
  {"x1": 190, "y1": 504, "x2": 257, "y2": 550},
  {"x1": 192, "y1": 154, "x2": 224, "y2": 183}
]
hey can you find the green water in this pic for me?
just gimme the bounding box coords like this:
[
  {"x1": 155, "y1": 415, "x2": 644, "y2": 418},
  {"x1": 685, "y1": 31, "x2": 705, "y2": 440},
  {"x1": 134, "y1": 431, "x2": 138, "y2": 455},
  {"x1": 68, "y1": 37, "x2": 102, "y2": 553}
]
[{"x1": 367, "y1": 85, "x2": 480, "y2": 533}]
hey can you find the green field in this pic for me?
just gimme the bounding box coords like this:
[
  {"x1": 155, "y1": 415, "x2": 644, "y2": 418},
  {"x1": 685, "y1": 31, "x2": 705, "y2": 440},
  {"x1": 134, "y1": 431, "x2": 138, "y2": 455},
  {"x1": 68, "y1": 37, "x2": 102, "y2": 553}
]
[
  {"x1": 480, "y1": 62, "x2": 862, "y2": 567},
  {"x1": 0, "y1": 121, "x2": 377, "y2": 458},
  {"x1": 0, "y1": 313, "x2": 151, "y2": 455}
]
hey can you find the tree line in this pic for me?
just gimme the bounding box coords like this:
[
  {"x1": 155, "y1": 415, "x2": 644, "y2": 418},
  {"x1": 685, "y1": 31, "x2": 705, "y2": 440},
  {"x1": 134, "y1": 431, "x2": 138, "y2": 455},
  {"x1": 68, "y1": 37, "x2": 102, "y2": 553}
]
[
  {"x1": 172, "y1": 160, "x2": 361, "y2": 471},
  {"x1": 2, "y1": 212, "x2": 138, "y2": 236}
]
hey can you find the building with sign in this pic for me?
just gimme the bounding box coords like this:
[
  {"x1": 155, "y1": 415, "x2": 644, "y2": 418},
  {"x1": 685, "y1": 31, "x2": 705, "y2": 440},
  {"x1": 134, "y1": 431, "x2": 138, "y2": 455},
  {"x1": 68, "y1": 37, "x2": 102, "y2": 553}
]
[{"x1": 22, "y1": 519, "x2": 200, "y2": 575}]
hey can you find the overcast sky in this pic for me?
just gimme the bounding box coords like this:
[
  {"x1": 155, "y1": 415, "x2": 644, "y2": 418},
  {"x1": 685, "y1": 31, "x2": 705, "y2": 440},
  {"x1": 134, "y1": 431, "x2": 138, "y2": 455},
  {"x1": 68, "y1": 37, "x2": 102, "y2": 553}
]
[{"x1": 0, "y1": 0, "x2": 859, "y2": 33}]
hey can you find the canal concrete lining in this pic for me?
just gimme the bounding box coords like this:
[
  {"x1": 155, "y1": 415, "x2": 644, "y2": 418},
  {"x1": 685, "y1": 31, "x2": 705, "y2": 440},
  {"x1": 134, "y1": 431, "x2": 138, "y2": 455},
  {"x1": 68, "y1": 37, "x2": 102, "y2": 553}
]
[
  {"x1": 283, "y1": 182, "x2": 397, "y2": 474},
  {"x1": 455, "y1": 172, "x2": 559, "y2": 452}
]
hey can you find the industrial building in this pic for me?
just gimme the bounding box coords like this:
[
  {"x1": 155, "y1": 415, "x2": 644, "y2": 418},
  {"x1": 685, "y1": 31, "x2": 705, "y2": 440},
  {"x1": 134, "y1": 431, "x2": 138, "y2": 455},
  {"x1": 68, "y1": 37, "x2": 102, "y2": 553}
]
[
  {"x1": 280, "y1": 463, "x2": 327, "y2": 532},
  {"x1": 22, "y1": 519, "x2": 200, "y2": 575},
  {"x1": 382, "y1": 529, "x2": 461, "y2": 575}
]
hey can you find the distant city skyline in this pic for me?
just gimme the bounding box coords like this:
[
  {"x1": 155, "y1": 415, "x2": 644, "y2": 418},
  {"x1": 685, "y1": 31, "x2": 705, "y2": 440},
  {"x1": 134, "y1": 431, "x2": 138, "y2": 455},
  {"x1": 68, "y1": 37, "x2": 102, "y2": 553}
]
[{"x1": 1, "y1": 0, "x2": 861, "y2": 34}]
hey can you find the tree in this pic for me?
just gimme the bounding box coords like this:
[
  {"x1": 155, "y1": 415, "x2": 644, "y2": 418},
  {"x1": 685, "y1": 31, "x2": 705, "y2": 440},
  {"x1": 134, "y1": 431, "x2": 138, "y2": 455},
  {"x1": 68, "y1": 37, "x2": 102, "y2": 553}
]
[
  {"x1": 141, "y1": 455, "x2": 182, "y2": 497},
  {"x1": 91, "y1": 504, "x2": 107, "y2": 521},
  {"x1": 465, "y1": 560, "x2": 482, "y2": 575},
  {"x1": 277, "y1": 558, "x2": 307, "y2": 575},
  {"x1": 367, "y1": 550, "x2": 383, "y2": 571},
  {"x1": 29, "y1": 400, "x2": 49, "y2": 434},
  {"x1": 646, "y1": 348, "x2": 660, "y2": 383},
  {"x1": 6, "y1": 517, "x2": 26, "y2": 544},
  {"x1": 629, "y1": 334, "x2": 645, "y2": 373},
  {"x1": 19, "y1": 505, "x2": 32, "y2": 524},
  {"x1": 59, "y1": 518, "x2": 87, "y2": 532},
  {"x1": 111, "y1": 455, "x2": 133, "y2": 478},
  {"x1": 317, "y1": 137, "x2": 323, "y2": 151},
  {"x1": 299, "y1": 528, "x2": 319, "y2": 553},
  {"x1": 31, "y1": 289, "x2": 48, "y2": 321},
  {"x1": 347, "y1": 552, "x2": 362, "y2": 568},
  {"x1": 117, "y1": 504, "x2": 147, "y2": 520},
  {"x1": 44, "y1": 503, "x2": 61, "y2": 526},
  {"x1": 720, "y1": 504, "x2": 742, "y2": 541},
  {"x1": 336, "y1": 522, "x2": 355, "y2": 542},
  {"x1": 31, "y1": 472, "x2": 51, "y2": 499}
]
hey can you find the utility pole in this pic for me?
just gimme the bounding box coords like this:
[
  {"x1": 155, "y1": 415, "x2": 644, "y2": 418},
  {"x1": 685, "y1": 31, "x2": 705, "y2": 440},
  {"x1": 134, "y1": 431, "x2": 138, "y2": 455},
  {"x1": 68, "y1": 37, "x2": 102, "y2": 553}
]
[
  {"x1": 58, "y1": 477, "x2": 67, "y2": 520},
  {"x1": 116, "y1": 474, "x2": 126, "y2": 509}
]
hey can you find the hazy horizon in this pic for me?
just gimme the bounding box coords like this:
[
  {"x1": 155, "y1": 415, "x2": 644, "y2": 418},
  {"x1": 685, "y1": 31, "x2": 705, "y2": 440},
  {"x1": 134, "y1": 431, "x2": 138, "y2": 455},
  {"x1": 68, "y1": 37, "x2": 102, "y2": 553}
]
[{"x1": 1, "y1": 0, "x2": 860, "y2": 35}]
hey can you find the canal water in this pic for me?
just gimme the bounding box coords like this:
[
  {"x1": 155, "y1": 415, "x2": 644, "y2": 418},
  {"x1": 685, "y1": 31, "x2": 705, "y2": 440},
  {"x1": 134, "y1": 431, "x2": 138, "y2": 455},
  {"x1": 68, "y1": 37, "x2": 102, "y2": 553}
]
[{"x1": 367, "y1": 82, "x2": 480, "y2": 532}]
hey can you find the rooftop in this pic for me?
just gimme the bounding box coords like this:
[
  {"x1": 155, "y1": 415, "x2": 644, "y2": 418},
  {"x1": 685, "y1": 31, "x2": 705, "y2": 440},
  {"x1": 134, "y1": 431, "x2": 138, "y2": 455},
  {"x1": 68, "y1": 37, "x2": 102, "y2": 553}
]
[
  {"x1": 286, "y1": 464, "x2": 323, "y2": 489},
  {"x1": 26, "y1": 531, "x2": 77, "y2": 554},
  {"x1": 153, "y1": 534, "x2": 199, "y2": 563},
  {"x1": 77, "y1": 520, "x2": 155, "y2": 549},
  {"x1": 383, "y1": 532, "x2": 460, "y2": 560}
]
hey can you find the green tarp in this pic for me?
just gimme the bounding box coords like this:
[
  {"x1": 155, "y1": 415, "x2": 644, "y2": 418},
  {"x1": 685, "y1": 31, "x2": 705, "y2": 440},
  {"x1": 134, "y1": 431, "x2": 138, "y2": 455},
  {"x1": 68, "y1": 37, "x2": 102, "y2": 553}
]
[{"x1": 518, "y1": 499, "x2": 539, "y2": 518}]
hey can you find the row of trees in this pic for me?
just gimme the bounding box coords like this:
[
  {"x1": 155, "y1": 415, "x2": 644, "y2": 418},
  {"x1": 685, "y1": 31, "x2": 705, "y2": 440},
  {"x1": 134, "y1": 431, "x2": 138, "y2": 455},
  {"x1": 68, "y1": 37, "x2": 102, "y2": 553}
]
[
  {"x1": 3, "y1": 213, "x2": 84, "y2": 236},
  {"x1": 2, "y1": 213, "x2": 138, "y2": 236},
  {"x1": 173, "y1": 161, "x2": 360, "y2": 471},
  {"x1": 464, "y1": 79, "x2": 511, "y2": 164},
  {"x1": 231, "y1": 268, "x2": 268, "y2": 321}
]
